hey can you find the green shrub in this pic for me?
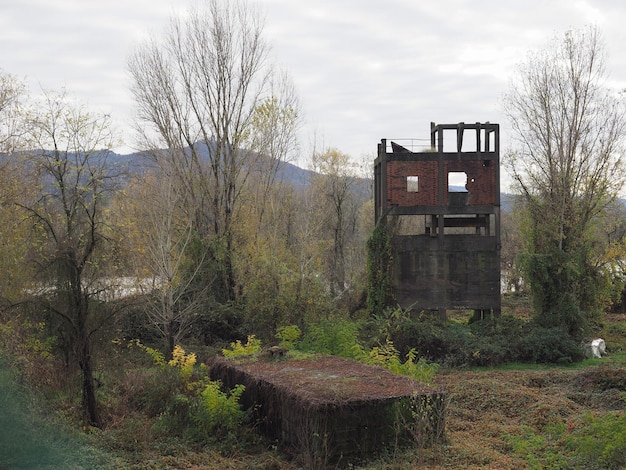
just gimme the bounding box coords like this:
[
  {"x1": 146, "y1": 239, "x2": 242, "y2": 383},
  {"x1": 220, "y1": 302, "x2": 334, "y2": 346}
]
[
  {"x1": 517, "y1": 325, "x2": 584, "y2": 364},
  {"x1": 387, "y1": 314, "x2": 587, "y2": 367},
  {"x1": 388, "y1": 316, "x2": 448, "y2": 361},
  {"x1": 366, "y1": 340, "x2": 438, "y2": 384},
  {"x1": 468, "y1": 315, "x2": 526, "y2": 339},
  {"x1": 222, "y1": 335, "x2": 262, "y2": 360},
  {"x1": 275, "y1": 325, "x2": 301, "y2": 350},
  {"x1": 300, "y1": 317, "x2": 363, "y2": 358},
  {"x1": 463, "y1": 334, "x2": 513, "y2": 367},
  {"x1": 192, "y1": 381, "x2": 246, "y2": 435},
  {"x1": 193, "y1": 300, "x2": 245, "y2": 344},
  {"x1": 299, "y1": 318, "x2": 439, "y2": 383}
]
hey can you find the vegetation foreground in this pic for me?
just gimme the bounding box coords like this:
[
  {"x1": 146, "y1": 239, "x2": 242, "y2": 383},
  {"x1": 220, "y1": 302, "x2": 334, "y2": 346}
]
[{"x1": 1, "y1": 307, "x2": 624, "y2": 469}]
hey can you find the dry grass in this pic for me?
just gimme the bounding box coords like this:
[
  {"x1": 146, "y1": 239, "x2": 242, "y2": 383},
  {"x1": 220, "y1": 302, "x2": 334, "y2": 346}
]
[
  {"x1": 6, "y1": 301, "x2": 623, "y2": 469},
  {"x1": 105, "y1": 359, "x2": 624, "y2": 469},
  {"x1": 347, "y1": 364, "x2": 621, "y2": 469}
]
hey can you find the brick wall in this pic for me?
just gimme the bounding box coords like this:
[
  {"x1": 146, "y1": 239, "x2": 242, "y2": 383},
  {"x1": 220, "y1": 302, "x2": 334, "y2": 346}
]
[
  {"x1": 444, "y1": 160, "x2": 496, "y2": 205},
  {"x1": 386, "y1": 159, "x2": 497, "y2": 207},
  {"x1": 387, "y1": 160, "x2": 438, "y2": 206}
]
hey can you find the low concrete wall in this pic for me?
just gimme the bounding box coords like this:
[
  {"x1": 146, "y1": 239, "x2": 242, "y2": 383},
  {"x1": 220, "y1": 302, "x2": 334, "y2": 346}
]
[{"x1": 210, "y1": 355, "x2": 445, "y2": 467}]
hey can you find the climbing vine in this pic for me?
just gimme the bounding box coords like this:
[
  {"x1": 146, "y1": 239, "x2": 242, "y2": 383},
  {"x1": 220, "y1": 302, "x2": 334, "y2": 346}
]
[{"x1": 366, "y1": 220, "x2": 394, "y2": 315}]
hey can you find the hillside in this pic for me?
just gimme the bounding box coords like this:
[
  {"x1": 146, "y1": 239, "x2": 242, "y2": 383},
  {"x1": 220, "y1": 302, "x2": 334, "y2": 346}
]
[{"x1": 108, "y1": 150, "x2": 527, "y2": 212}]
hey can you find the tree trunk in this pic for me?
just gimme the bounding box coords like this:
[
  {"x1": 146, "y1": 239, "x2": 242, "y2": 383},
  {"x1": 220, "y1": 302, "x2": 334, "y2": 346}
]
[
  {"x1": 78, "y1": 339, "x2": 101, "y2": 428},
  {"x1": 225, "y1": 232, "x2": 237, "y2": 301},
  {"x1": 167, "y1": 320, "x2": 175, "y2": 358}
]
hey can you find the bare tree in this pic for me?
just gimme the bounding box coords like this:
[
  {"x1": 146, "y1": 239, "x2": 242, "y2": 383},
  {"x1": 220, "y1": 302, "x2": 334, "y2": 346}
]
[
  {"x1": 504, "y1": 26, "x2": 626, "y2": 332},
  {"x1": 121, "y1": 169, "x2": 211, "y2": 355},
  {"x1": 0, "y1": 72, "x2": 32, "y2": 302},
  {"x1": 311, "y1": 148, "x2": 360, "y2": 298},
  {"x1": 245, "y1": 73, "x2": 301, "y2": 236},
  {"x1": 128, "y1": 0, "x2": 293, "y2": 302},
  {"x1": 0, "y1": 69, "x2": 27, "y2": 153},
  {"x1": 19, "y1": 89, "x2": 119, "y2": 427}
]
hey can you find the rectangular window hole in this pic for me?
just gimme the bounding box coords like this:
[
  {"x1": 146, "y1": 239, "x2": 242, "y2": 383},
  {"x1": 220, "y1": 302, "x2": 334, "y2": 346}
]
[{"x1": 448, "y1": 171, "x2": 467, "y2": 192}]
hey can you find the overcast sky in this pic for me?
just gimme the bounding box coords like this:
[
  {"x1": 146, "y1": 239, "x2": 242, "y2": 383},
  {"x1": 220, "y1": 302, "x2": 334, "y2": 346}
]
[{"x1": 2, "y1": 0, "x2": 625, "y2": 187}]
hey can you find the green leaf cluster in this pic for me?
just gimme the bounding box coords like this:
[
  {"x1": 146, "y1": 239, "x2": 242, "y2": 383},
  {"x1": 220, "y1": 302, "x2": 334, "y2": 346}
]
[
  {"x1": 275, "y1": 324, "x2": 301, "y2": 350},
  {"x1": 222, "y1": 335, "x2": 262, "y2": 360},
  {"x1": 193, "y1": 381, "x2": 246, "y2": 435},
  {"x1": 366, "y1": 221, "x2": 393, "y2": 315}
]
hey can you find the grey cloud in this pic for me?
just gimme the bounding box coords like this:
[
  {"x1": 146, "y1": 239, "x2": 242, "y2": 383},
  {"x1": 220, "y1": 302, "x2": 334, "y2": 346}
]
[{"x1": 2, "y1": 0, "x2": 625, "y2": 170}]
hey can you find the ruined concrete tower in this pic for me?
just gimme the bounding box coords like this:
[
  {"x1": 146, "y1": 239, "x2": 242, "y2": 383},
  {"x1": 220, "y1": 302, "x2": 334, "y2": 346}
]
[{"x1": 374, "y1": 122, "x2": 501, "y2": 319}]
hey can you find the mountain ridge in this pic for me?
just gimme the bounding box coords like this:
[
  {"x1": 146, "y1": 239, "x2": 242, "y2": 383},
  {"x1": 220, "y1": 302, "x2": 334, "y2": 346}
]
[{"x1": 105, "y1": 150, "x2": 624, "y2": 214}]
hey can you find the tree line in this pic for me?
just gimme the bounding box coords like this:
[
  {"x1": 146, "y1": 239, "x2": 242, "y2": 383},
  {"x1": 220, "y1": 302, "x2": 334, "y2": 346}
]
[{"x1": 0, "y1": 1, "x2": 372, "y2": 428}]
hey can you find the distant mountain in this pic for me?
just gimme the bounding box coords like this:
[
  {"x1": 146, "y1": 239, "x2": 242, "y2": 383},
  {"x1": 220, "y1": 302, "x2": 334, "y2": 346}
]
[
  {"x1": 275, "y1": 160, "x2": 315, "y2": 187},
  {"x1": 104, "y1": 150, "x2": 566, "y2": 214},
  {"x1": 106, "y1": 148, "x2": 354, "y2": 191},
  {"x1": 501, "y1": 193, "x2": 516, "y2": 213}
]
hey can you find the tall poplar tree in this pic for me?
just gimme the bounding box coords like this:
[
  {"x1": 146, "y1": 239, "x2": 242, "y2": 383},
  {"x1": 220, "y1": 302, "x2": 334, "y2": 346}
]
[
  {"x1": 128, "y1": 0, "x2": 298, "y2": 305},
  {"x1": 504, "y1": 27, "x2": 626, "y2": 335}
]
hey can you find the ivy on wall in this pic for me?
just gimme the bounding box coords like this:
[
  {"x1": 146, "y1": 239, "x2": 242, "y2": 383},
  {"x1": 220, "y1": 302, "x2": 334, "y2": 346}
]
[{"x1": 366, "y1": 220, "x2": 394, "y2": 315}]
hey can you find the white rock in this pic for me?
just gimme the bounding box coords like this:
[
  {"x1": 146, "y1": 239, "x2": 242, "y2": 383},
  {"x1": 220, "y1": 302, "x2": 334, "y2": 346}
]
[{"x1": 590, "y1": 338, "x2": 606, "y2": 358}]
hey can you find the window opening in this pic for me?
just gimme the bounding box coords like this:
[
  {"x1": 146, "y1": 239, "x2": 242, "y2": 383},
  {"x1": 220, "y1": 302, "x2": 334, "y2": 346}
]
[
  {"x1": 407, "y1": 175, "x2": 419, "y2": 192},
  {"x1": 448, "y1": 172, "x2": 467, "y2": 192}
]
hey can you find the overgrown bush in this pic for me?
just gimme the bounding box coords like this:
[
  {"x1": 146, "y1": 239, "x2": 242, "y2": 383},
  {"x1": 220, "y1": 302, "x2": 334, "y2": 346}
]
[
  {"x1": 190, "y1": 381, "x2": 247, "y2": 441},
  {"x1": 299, "y1": 317, "x2": 438, "y2": 383},
  {"x1": 366, "y1": 221, "x2": 394, "y2": 315},
  {"x1": 387, "y1": 314, "x2": 585, "y2": 367},
  {"x1": 517, "y1": 324, "x2": 584, "y2": 364},
  {"x1": 222, "y1": 335, "x2": 262, "y2": 360},
  {"x1": 275, "y1": 325, "x2": 301, "y2": 350},
  {"x1": 300, "y1": 317, "x2": 362, "y2": 358},
  {"x1": 520, "y1": 248, "x2": 607, "y2": 338},
  {"x1": 388, "y1": 317, "x2": 474, "y2": 367},
  {"x1": 121, "y1": 341, "x2": 250, "y2": 452},
  {"x1": 114, "y1": 298, "x2": 162, "y2": 344},
  {"x1": 365, "y1": 340, "x2": 438, "y2": 384},
  {"x1": 193, "y1": 300, "x2": 246, "y2": 344}
]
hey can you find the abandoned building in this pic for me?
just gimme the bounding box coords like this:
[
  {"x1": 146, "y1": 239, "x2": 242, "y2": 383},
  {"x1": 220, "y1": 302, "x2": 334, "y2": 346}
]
[{"x1": 374, "y1": 122, "x2": 501, "y2": 319}]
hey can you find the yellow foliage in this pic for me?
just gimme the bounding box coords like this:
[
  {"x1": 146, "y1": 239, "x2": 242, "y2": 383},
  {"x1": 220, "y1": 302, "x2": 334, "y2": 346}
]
[
  {"x1": 222, "y1": 335, "x2": 262, "y2": 360},
  {"x1": 129, "y1": 339, "x2": 166, "y2": 366},
  {"x1": 169, "y1": 344, "x2": 197, "y2": 384}
]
